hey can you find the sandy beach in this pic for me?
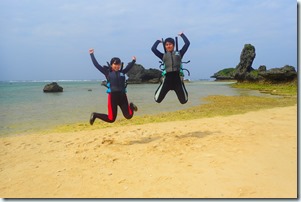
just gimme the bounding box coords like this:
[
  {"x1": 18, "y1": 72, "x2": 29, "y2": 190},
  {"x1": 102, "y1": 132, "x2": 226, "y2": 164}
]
[{"x1": 0, "y1": 105, "x2": 297, "y2": 198}]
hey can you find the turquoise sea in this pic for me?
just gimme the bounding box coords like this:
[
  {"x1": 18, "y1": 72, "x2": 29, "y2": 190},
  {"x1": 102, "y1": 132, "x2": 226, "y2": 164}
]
[{"x1": 0, "y1": 80, "x2": 275, "y2": 136}]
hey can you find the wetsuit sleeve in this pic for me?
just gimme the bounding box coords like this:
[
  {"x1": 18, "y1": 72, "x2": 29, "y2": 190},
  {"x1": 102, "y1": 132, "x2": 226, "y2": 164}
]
[
  {"x1": 90, "y1": 53, "x2": 108, "y2": 76},
  {"x1": 151, "y1": 40, "x2": 164, "y2": 60},
  {"x1": 122, "y1": 59, "x2": 136, "y2": 74},
  {"x1": 179, "y1": 33, "x2": 190, "y2": 58}
]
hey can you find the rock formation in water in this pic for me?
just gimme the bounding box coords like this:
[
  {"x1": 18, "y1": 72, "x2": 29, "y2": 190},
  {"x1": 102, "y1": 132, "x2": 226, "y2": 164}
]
[
  {"x1": 211, "y1": 44, "x2": 297, "y2": 83},
  {"x1": 126, "y1": 64, "x2": 162, "y2": 84},
  {"x1": 43, "y1": 82, "x2": 63, "y2": 92}
]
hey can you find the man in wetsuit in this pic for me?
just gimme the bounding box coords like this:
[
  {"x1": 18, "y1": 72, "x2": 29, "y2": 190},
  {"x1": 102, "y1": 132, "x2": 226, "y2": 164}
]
[
  {"x1": 151, "y1": 32, "x2": 190, "y2": 104},
  {"x1": 89, "y1": 48, "x2": 138, "y2": 125}
]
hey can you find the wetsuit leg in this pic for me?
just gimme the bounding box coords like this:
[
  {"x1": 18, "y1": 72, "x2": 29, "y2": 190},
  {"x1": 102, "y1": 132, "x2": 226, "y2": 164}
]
[
  {"x1": 93, "y1": 93, "x2": 118, "y2": 123},
  {"x1": 119, "y1": 93, "x2": 134, "y2": 119},
  {"x1": 154, "y1": 76, "x2": 171, "y2": 103},
  {"x1": 174, "y1": 76, "x2": 188, "y2": 104},
  {"x1": 174, "y1": 75, "x2": 188, "y2": 104}
]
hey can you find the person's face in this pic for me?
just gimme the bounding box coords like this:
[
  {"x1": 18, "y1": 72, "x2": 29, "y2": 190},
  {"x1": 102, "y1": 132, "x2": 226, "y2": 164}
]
[
  {"x1": 165, "y1": 42, "x2": 174, "y2": 52},
  {"x1": 111, "y1": 63, "x2": 121, "y2": 71}
]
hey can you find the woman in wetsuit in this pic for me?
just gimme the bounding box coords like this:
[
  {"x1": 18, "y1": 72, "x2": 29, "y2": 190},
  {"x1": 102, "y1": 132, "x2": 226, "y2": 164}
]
[
  {"x1": 89, "y1": 48, "x2": 138, "y2": 125},
  {"x1": 151, "y1": 32, "x2": 190, "y2": 104}
]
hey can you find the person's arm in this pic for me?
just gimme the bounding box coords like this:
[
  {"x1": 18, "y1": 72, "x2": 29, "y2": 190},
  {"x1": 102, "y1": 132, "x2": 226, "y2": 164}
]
[
  {"x1": 122, "y1": 56, "x2": 136, "y2": 74},
  {"x1": 89, "y1": 49, "x2": 108, "y2": 76},
  {"x1": 179, "y1": 33, "x2": 190, "y2": 57},
  {"x1": 151, "y1": 40, "x2": 164, "y2": 60}
]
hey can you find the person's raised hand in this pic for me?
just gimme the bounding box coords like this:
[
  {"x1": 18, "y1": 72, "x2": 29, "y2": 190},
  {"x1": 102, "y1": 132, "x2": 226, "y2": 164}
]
[{"x1": 89, "y1": 48, "x2": 94, "y2": 54}]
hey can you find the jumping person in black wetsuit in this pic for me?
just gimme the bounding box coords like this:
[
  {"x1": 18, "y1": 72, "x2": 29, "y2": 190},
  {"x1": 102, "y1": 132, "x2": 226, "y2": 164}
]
[
  {"x1": 89, "y1": 48, "x2": 138, "y2": 125},
  {"x1": 151, "y1": 32, "x2": 190, "y2": 104}
]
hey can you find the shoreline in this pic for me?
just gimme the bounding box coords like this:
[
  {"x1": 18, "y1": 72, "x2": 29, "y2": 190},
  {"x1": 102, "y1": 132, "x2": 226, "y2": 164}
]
[
  {"x1": 0, "y1": 104, "x2": 297, "y2": 198},
  {"x1": 38, "y1": 94, "x2": 297, "y2": 135},
  {"x1": 1, "y1": 81, "x2": 296, "y2": 137},
  {"x1": 1, "y1": 94, "x2": 296, "y2": 137}
]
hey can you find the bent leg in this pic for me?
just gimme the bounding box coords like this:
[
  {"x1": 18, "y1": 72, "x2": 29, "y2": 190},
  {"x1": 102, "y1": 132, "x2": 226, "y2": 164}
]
[
  {"x1": 92, "y1": 112, "x2": 116, "y2": 123},
  {"x1": 154, "y1": 76, "x2": 170, "y2": 103},
  {"x1": 93, "y1": 93, "x2": 117, "y2": 123},
  {"x1": 174, "y1": 77, "x2": 188, "y2": 104},
  {"x1": 119, "y1": 94, "x2": 134, "y2": 119}
]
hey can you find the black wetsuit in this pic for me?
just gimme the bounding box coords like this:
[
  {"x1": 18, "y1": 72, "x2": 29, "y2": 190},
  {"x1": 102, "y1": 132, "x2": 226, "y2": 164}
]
[
  {"x1": 90, "y1": 53, "x2": 136, "y2": 123},
  {"x1": 151, "y1": 33, "x2": 190, "y2": 104}
]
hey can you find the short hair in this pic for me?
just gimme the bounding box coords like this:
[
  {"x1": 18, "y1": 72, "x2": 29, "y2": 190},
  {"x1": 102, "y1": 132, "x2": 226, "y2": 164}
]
[{"x1": 110, "y1": 57, "x2": 121, "y2": 65}]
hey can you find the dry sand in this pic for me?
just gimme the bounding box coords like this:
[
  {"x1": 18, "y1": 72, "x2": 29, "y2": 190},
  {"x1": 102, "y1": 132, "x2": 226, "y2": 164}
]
[{"x1": 0, "y1": 105, "x2": 297, "y2": 198}]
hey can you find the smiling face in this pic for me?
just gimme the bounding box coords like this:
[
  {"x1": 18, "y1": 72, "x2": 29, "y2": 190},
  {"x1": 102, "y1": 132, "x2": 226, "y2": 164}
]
[
  {"x1": 110, "y1": 57, "x2": 121, "y2": 71},
  {"x1": 165, "y1": 42, "x2": 174, "y2": 52},
  {"x1": 111, "y1": 63, "x2": 121, "y2": 71}
]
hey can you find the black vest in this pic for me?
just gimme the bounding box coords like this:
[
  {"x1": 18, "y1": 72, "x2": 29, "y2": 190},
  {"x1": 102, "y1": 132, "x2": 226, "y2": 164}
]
[{"x1": 107, "y1": 71, "x2": 126, "y2": 93}]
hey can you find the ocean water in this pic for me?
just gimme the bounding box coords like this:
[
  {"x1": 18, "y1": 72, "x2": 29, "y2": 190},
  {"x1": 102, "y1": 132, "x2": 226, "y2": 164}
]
[{"x1": 0, "y1": 80, "x2": 273, "y2": 136}]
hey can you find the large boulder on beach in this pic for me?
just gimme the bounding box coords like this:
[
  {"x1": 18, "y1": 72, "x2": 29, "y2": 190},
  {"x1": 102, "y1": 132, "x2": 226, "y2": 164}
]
[
  {"x1": 126, "y1": 64, "x2": 144, "y2": 83},
  {"x1": 126, "y1": 64, "x2": 161, "y2": 84},
  {"x1": 141, "y1": 68, "x2": 162, "y2": 83},
  {"x1": 234, "y1": 44, "x2": 256, "y2": 82},
  {"x1": 43, "y1": 82, "x2": 63, "y2": 92}
]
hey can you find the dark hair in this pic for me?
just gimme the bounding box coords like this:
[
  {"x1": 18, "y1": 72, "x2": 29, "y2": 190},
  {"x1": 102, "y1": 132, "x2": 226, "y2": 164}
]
[
  {"x1": 110, "y1": 57, "x2": 121, "y2": 65},
  {"x1": 164, "y1": 37, "x2": 175, "y2": 45}
]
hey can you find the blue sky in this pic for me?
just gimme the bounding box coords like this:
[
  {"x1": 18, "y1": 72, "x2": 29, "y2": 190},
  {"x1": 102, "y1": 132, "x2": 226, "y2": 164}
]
[{"x1": 0, "y1": 0, "x2": 298, "y2": 81}]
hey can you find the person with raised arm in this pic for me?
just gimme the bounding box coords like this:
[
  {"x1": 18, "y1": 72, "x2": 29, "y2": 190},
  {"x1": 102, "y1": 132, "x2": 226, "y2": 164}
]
[
  {"x1": 88, "y1": 48, "x2": 138, "y2": 125},
  {"x1": 151, "y1": 32, "x2": 190, "y2": 104}
]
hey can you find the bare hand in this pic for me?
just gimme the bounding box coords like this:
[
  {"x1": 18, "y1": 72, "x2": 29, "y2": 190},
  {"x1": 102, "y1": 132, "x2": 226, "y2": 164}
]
[
  {"x1": 132, "y1": 56, "x2": 136, "y2": 61},
  {"x1": 89, "y1": 48, "x2": 94, "y2": 54},
  {"x1": 178, "y1": 32, "x2": 183, "y2": 36}
]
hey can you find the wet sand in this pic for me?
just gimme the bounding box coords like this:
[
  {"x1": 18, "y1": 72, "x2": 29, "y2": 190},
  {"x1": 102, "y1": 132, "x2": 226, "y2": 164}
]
[{"x1": 0, "y1": 105, "x2": 297, "y2": 198}]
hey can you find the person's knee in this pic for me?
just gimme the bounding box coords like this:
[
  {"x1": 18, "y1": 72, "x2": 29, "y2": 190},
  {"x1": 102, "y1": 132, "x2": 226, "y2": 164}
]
[
  {"x1": 179, "y1": 98, "x2": 188, "y2": 104},
  {"x1": 154, "y1": 97, "x2": 162, "y2": 103},
  {"x1": 108, "y1": 119, "x2": 116, "y2": 123},
  {"x1": 108, "y1": 115, "x2": 116, "y2": 122},
  {"x1": 124, "y1": 113, "x2": 133, "y2": 119},
  {"x1": 177, "y1": 92, "x2": 188, "y2": 104}
]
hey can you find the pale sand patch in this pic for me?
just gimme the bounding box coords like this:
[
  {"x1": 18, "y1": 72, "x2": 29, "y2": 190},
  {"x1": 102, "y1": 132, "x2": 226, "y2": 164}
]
[{"x1": 0, "y1": 105, "x2": 297, "y2": 198}]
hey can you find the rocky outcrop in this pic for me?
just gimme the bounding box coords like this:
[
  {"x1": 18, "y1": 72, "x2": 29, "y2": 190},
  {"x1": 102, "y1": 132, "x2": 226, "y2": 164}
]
[
  {"x1": 258, "y1": 65, "x2": 267, "y2": 72},
  {"x1": 210, "y1": 68, "x2": 236, "y2": 80},
  {"x1": 211, "y1": 44, "x2": 297, "y2": 83},
  {"x1": 234, "y1": 44, "x2": 256, "y2": 82},
  {"x1": 43, "y1": 82, "x2": 63, "y2": 92},
  {"x1": 258, "y1": 65, "x2": 297, "y2": 83},
  {"x1": 126, "y1": 64, "x2": 162, "y2": 84}
]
